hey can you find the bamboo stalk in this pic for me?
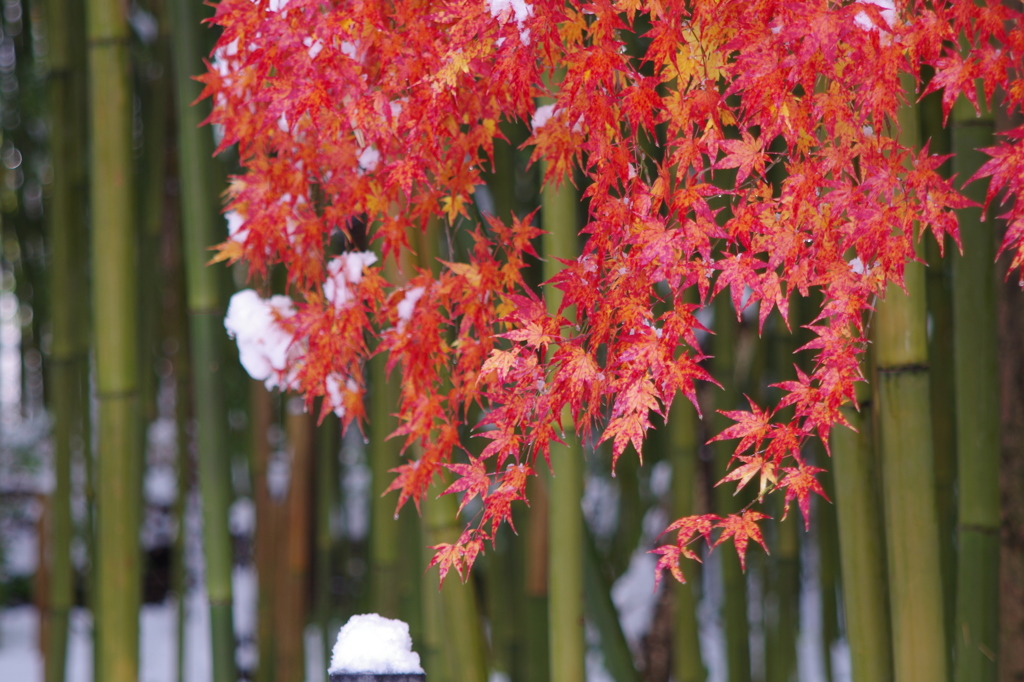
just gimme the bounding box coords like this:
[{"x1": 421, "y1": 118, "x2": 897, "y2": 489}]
[
  {"x1": 950, "y1": 92, "x2": 999, "y2": 682},
  {"x1": 710, "y1": 294, "x2": 752, "y2": 682},
  {"x1": 483, "y1": 532, "x2": 518, "y2": 680},
  {"x1": 920, "y1": 72, "x2": 957, "y2": 664},
  {"x1": 764, "y1": 295, "x2": 800, "y2": 682},
  {"x1": 873, "y1": 81, "x2": 946, "y2": 682},
  {"x1": 276, "y1": 398, "x2": 315, "y2": 682},
  {"x1": 420, "y1": 527, "x2": 452, "y2": 682},
  {"x1": 167, "y1": 0, "x2": 237, "y2": 677},
  {"x1": 86, "y1": 0, "x2": 142, "y2": 675},
  {"x1": 482, "y1": 118, "x2": 530, "y2": 682},
  {"x1": 541, "y1": 166, "x2": 586, "y2": 682},
  {"x1": 369, "y1": 353, "x2": 403, "y2": 619},
  {"x1": 668, "y1": 393, "x2": 707, "y2": 682},
  {"x1": 831, "y1": 382, "x2": 892, "y2": 682},
  {"x1": 316, "y1": 414, "x2": 340, "y2": 672},
  {"x1": 138, "y1": 29, "x2": 171, "y2": 426},
  {"x1": 523, "y1": 474, "x2": 551, "y2": 682},
  {"x1": 421, "y1": 483, "x2": 489, "y2": 682},
  {"x1": 43, "y1": 0, "x2": 87, "y2": 671},
  {"x1": 251, "y1": 379, "x2": 280, "y2": 682}
]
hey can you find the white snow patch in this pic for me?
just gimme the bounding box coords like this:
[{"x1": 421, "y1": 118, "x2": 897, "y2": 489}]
[
  {"x1": 329, "y1": 613, "x2": 424, "y2": 674},
  {"x1": 324, "y1": 251, "x2": 377, "y2": 309},
  {"x1": 532, "y1": 103, "x2": 555, "y2": 131},
  {"x1": 325, "y1": 373, "x2": 351, "y2": 418},
  {"x1": 225, "y1": 210, "x2": 249, "y2": 245},
  {"x1": 854, "y1": 0, "x2": 896, "y2": 31},
  {"x1": 487, "y1": 0, "x2": 533, "y2": 44},
  {"x1": 224, "y1": 290, "x2": 299, "y2": 391},
  {"x1": 357, "y1": 146, "x2": 380, "y2": 172},
  {"x1": 396, "y1": 286, "x2": 426, "y2": 329},
  {"x1": 303, "y1": 37, "x2": 324, "y2": 59}
]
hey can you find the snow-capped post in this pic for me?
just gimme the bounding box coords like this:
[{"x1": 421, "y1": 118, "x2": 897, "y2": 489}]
[{"x1": 328, "y1": 614, "x2": 427, "y2": 681}]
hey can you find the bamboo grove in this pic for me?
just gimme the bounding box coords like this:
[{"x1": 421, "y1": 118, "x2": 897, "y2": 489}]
[{"x1": 0, "y1": 1, "x2": 1021, "y2": 682}]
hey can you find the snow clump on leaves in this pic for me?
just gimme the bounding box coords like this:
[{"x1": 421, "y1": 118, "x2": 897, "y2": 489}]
[
  {"x1": 224, "y1": 289, "x2": 298, "y2": 390},
  {"x1": 324, "y1": 251, "x2": 377, "y2": 309}
]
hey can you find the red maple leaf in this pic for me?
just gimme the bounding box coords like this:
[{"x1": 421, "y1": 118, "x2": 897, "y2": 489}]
[
  {"x1": 714, "y1": 511, "x2": 771, "y2": 571},
  {"x1": 443, "y1": 456, "x2": 492, "y2": 516},
  {"x1": 780, "y1": 462, "x2": 830, "y2": 531}
]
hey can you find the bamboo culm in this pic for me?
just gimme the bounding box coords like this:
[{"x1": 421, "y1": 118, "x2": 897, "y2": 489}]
[
  {"x1": 86, "y1": 0, "x2": 142, "y2": 674},
  {"x1": 541, "y1": 166, "x2": 586, "y2": 682},
  {"x1": 710, "y1": 295, "x2": 752, "y2": 682},
  {"x1": 872, "y1": 73, "x2": 947, "y2": 682},
  {"x1": 951, "y1": 92, "x2": 1000, "y2": 682},
  {"x1": 167, "y1": 0, "x2": 237, "y2": 677},
  {"x1": 43, "y1": 0, "x2": 87, "y2": 672}
]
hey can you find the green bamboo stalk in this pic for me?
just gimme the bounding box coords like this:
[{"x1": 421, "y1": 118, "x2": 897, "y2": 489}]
[
  {"x1": 668, "y1": 393, "x2": 707, "y2": 682},
  {"x1": 610, "y1": 451, "x2": 642, "y2": 577},
  {"x1": 167, "y1": 0, "x2": 237, "y2": 677},
  {"x1": 138, "y1": 24, "x2": 171, "y2": 426},
  {"x1": 920, "y1": 72, "x2": 957, "y2": 662},
  {"x1": 710, "y1": 294, "x2": 752, "y2": 682},
  {"x1": 86, "y1": 0, "x2": 142, "y2": 675},
  {"x1": 764, "y1": 496, "x2": 799, "y2": 682},
  {"x1": 420, "y1": 528, "x2": 452, "y2": 682},
  {"x1": 831, "y1": 382, "x2": 892, "y2": 682},
  {"x1": 541, "y1": 165, "x2": 586, "y2": 682},
  {"x1": 482, "y1": 120, "x2": 529, "y2": 682},
  {"x1": 251, "y1": 379, "x2": 280, "y2": 682},
  {"x1": 316, "y1": 414, "x2": 340, "y2": 672},
  {"x1": 44, "y1": 0, "x2": 87, "y2": 672},
  {"x1": 950, "y1": 92, "x2": 999, "y2": 681},
  {"x1": 421, "y1": 482, "x2": 489, "y2": 682},
  {"x1": 873, "y1": 78, "x2": 946, "y2": 682},
  {"x1": 483, "y1": 533, "x2": 518, "y2": 680},
  {"x1": 764, "y1": 295, "x2": 799, "y2": 682},
  {"x1": 523, "y1": 474, "x2": 552, "y2": 682},
  {"x1": 276, "y1": 399, "x2": 315, "y2": 682},
  {"x1": 369, "y1": 353, "x2": 403, "y2": 618}
]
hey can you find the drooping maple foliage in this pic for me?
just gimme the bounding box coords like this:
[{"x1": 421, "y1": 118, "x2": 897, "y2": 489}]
[{"x1": 201, "y1": 0, "x2": 1024, "y2": 584}]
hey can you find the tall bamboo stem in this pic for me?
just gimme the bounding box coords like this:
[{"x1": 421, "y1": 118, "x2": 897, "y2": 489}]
[
  {"x1": 668, "y1": 395, "x2": 706, "y2": 682},
  {"x1": 920, "y1": 75, "x2": 957, "y2": 658},
  {"x1": 831, "y1": 382, "x2": 892, "y2": 682},
  {"x1": 276, "y1": 398, "x2": 315, "y2": 682},
  {"x1": 86, "y1": 0, "x2": 142, "y2": 674},
  {"x1": 251, "y1": 380, "x2": 280, "y2": 682},
  {"x1": 541, "y1": 167, "x2": 586, "y2": 682},
  {"x1": 44, "y1": 0, "x2": 87, "y2": 672},
  {"x1": 167, "y1": 0, "x2": 237, "y2": 677},
  {"x1": 421, "y1": 485, "x2": 489, "y2": 682},
  {"x1": 950, "y1": 92, "x2": 999, "y2": 682},
  {"x1": 368, "y1": 352, "x2": 403, "y2": 618},
  {"x1": 873, "y1": 74, "x2": 947, "y2": 682},
  {"x1": 316, "y1": 415, "x2": 339, "y2": 672},
  {"x1": 710, "y1": 295, "x2": 752, "y2": 682}
]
